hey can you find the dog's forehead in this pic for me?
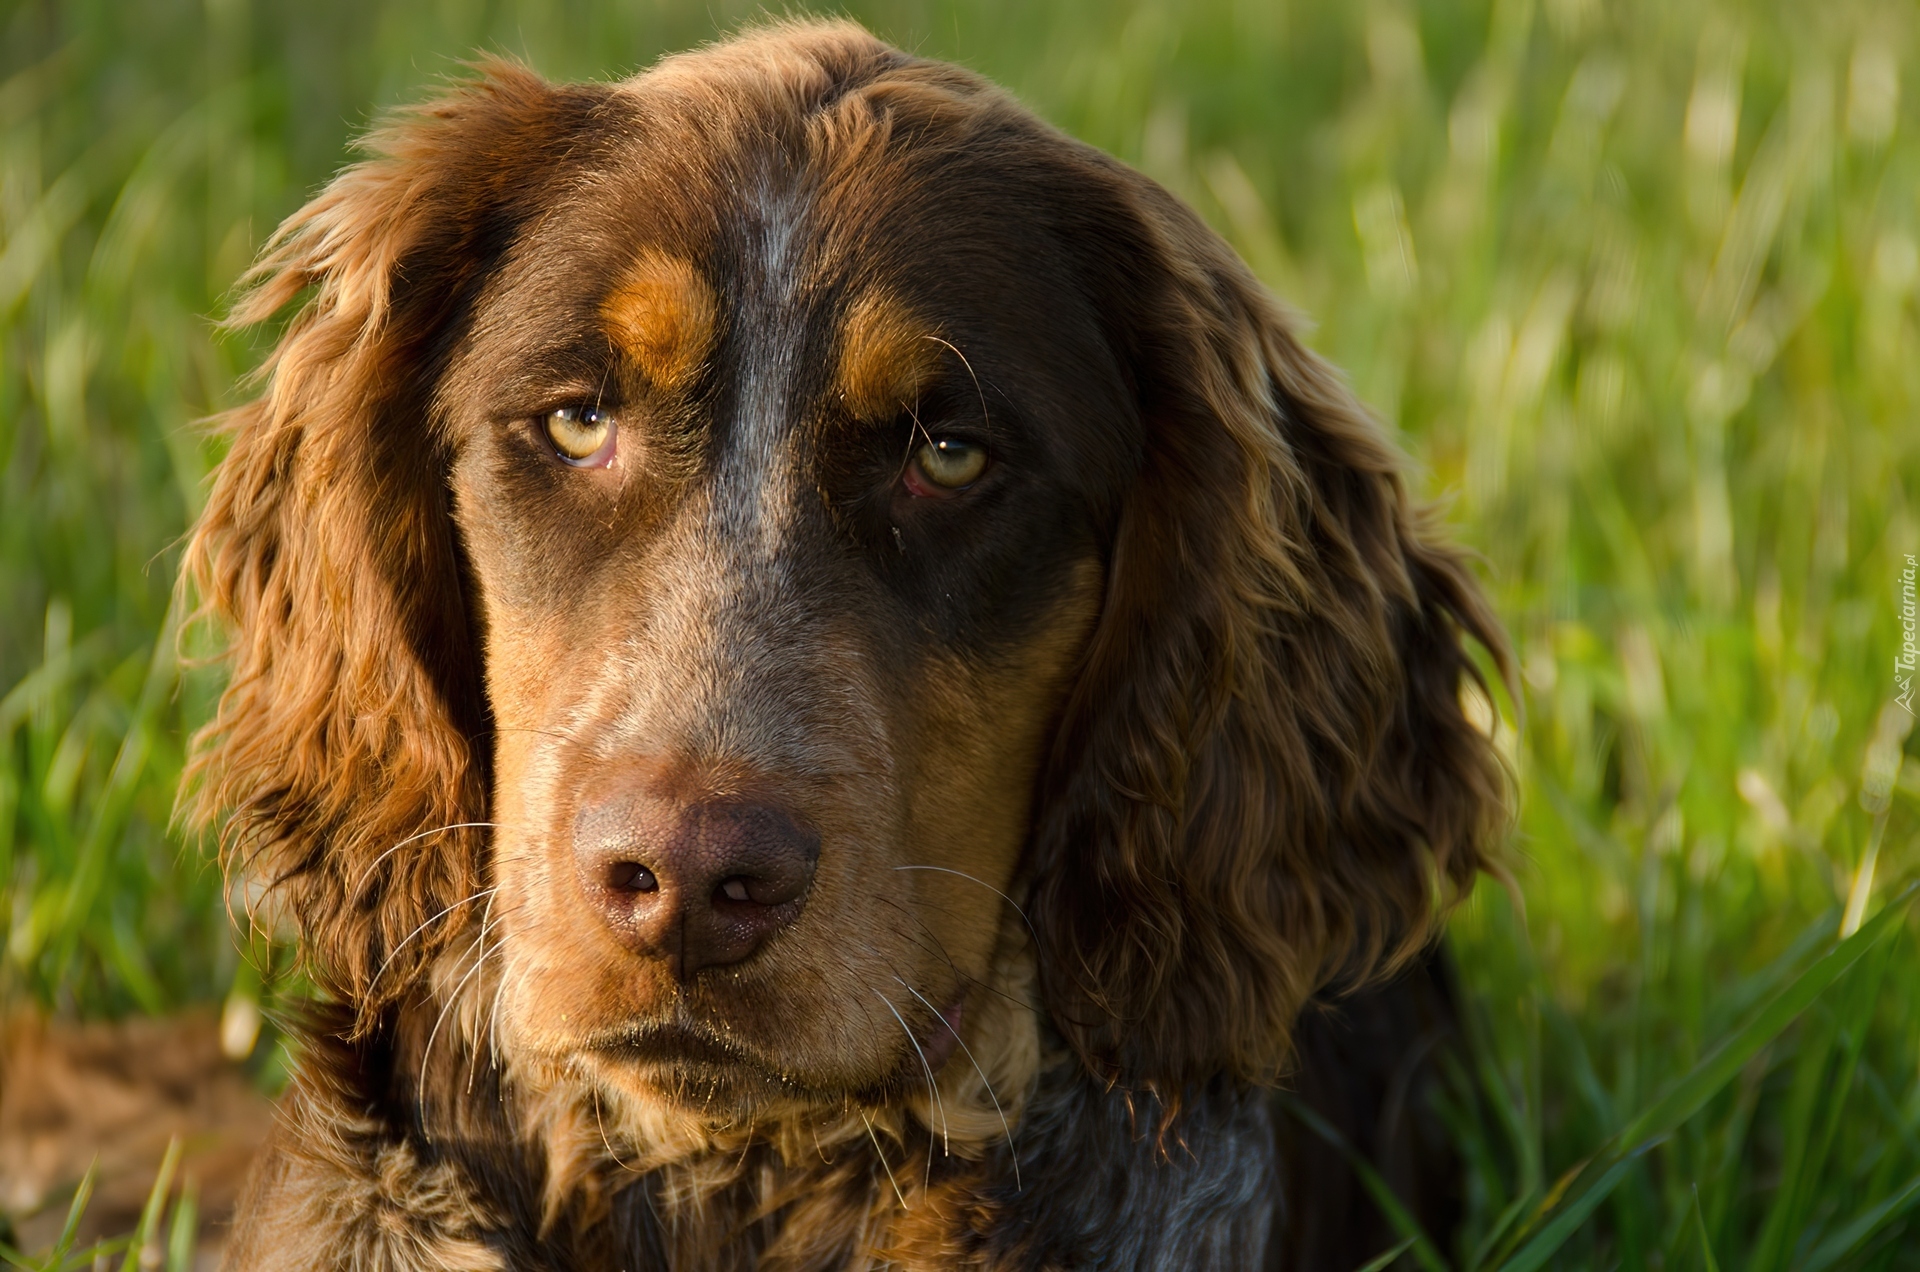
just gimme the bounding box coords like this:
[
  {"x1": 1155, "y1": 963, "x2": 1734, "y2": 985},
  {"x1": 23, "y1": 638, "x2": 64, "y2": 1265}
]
[
  {"x1": 446, "y1": 57, "x2": 1143, "y2": 544},
  {"x1": 515, "y1": 72, "x2": 1076, "y2": 356}
]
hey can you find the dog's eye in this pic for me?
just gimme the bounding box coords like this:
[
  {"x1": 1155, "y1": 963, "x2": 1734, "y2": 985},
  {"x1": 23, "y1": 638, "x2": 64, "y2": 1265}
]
[
  {"x1": 907, "y1": 437, "x2": 987, "y2": 495},
  {"x1": 542, "y1": 406, "x2": 616, "y2": 466}
]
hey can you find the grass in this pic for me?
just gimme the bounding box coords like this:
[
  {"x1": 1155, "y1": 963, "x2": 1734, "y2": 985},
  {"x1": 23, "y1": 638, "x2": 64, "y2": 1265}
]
[
  {"x1": 3, "y1": 0, "x2": 1919, "y2": 1266},
  {"x1": 0, "y1": 1141, "x2": 200, "y2": 1272}
]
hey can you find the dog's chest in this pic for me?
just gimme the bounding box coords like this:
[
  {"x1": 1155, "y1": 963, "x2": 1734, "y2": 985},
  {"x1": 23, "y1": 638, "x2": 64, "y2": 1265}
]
[{"x1": 546, "y1": 1080, "x2": 1276, "y2": 1272}]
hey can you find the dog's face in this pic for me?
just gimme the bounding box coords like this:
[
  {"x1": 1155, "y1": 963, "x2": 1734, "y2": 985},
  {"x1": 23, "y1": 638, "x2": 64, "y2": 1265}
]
[
  {"x1": 440, "y1": 83, "x2": 1134, "y2": 1104},
  {"x1": 186, "y1": 22, "x2": 1507, "y2": 1128}
]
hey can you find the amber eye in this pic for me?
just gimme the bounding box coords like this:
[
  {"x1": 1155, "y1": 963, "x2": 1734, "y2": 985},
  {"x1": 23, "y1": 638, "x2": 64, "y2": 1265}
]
[
  {"x1": 908, "y1": 437, "x2": 987, "y2": 493},
  {"x1": 542, "y1": 405, "x2": 615, "y2": 465}
]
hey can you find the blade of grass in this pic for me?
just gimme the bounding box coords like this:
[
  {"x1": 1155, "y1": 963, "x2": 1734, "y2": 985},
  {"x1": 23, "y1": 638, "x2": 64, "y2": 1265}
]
[
  {"x1": 1353, "y1": 1237, "x2": 1420, "y2": 1272},
  {"x1": 45, "y1": 1158, "x2": 97, "y2": 1272},
  {"x1": 164, "y1": 1182, "x2": 197, "y2": 1272},
  {"x1": 118, "y1": 1136, "x2": 180, "y2": 1272},
  {"x1": 52, "y1": 596, "x2": 180, "y2": 987},
  {"x1": 1492, "y1": 883, "x2": 1917, "y2": 1271},
  {"x1": 51, "y1": 1237, "x2": 133, "y2": 1272},
  {"x1": 1797, "y1": 1171, "x2": 1920, "y2": 1272},
  {"x1": 1275, "y1": 1093, "x2": 1452, "y2": 1272},
  {"x1": 1467, "y1": 1194, "x2": 1534, "y2": 1272},
  {"x1": 1692, "y1": 1186, "x2": 1721, "y2": 1272},
  {"x1": 1753, "y1": 926, "x2": 1895, "y2": 1272},
  {"x1": 1704, "y1": 908, "x2": 1843, "y2": 1037},
  {"x1": 1618, "y1": 884, "x2": 1914, "y2": 1150},
  {"x1": 1494, "y1": 1145, "x2": 1653, "y2": 1272},
  {"x1": 1747, "y1": 993, "x2": 1842, "y2": 1272}
]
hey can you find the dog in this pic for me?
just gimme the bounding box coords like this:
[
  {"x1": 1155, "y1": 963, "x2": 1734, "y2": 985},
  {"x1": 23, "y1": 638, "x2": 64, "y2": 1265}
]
[{"x1": 183, "y1": 21, "x2": 1508, "y2": 1270}]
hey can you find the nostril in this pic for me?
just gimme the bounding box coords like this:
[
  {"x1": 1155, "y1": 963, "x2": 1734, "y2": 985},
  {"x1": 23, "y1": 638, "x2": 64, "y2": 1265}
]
[
  {"x1": 718, "y1": 872, "x2": 810, "y2": 907},
  {"x1": 573, "y1": 779, "x2": 819, "y2": 972},
  {"x1": 607, "y1": 861, "x2": 657, "y2": 893}
]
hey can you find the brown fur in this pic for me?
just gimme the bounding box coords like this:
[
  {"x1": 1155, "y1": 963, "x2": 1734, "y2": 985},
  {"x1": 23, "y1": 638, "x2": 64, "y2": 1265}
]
[
  {"x1": 1028, "y1": 192, "x2": 1508, "y2": 1090},
  {"x1": 182, "y1": 21, "x2": 1508, "y2": 1270}
]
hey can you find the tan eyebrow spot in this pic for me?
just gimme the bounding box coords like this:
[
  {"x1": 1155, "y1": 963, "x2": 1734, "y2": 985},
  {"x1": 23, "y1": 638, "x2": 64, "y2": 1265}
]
[
  {"x1": 835, "y1": 290, "x2": 941, "y2": 421},
  {"x1": 600, "y1": 251, "x2": 717, "y2": 392}
]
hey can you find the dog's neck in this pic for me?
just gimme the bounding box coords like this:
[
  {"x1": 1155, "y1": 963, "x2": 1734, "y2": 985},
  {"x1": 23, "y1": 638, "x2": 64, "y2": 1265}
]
[{"x1": 267, "y1": 930, "x2": 1275, "y2": 1271}]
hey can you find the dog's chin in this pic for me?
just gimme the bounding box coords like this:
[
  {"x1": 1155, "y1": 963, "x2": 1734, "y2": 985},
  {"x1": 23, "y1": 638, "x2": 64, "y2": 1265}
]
[{"x1": 557, "y1": 1020, "x2": 900, "y2": 1114}]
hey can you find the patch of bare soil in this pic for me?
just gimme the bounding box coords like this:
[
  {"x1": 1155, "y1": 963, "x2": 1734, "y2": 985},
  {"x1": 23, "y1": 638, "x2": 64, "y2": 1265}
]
[{"x1": 0, "y1": 1011, "x2": 274, "y2": 1266}]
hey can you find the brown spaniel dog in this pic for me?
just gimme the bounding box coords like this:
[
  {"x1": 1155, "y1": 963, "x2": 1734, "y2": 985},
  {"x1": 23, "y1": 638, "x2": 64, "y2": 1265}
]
[{"x1": 183, "y1": 21, "x2": 1507, "y2": 1271}]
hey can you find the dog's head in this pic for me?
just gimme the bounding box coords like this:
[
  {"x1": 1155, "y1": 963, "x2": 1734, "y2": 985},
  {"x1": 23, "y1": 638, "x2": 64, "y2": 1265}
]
[{"x1": 185, "y1": 22, "x2": 1506, "y2": 1120}]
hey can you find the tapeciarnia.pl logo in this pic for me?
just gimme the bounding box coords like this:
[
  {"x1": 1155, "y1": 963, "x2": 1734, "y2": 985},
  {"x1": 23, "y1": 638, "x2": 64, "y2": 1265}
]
[{"x1": 1899, "y1": 553, "x2": 1917, "y2": 715}]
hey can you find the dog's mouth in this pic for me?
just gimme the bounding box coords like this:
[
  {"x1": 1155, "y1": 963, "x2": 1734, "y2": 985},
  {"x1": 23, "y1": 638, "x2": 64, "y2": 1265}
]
[
  {"x1": 576, "y1": 992, "x2": 969, "y2": 1103},
  {"x1": 591, "y1": 1019, "x2": 767, "y2": 1072}
]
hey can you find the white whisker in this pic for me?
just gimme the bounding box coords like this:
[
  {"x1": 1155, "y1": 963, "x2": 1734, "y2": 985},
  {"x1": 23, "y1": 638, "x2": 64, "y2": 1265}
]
[
  {"x1": 465, "y1": 889, "x2": 504, "y2": 1097},
  {"x1": 892, "y1": 865, "x2": 1039, "y2": 949},
  {"x1": 371, "y1": 887, "x2": 496, "y2": 991},
  {"x1": 898, "y1": 977, "x2": 1022, "y2": 1191},
  {"x1": 353, "y1": 822, "x2": 498, "y2": 895},
  {"x1": 417, "y1": 931, "x2": 495, "y2": 1137},
  {"x1": 860, "y1": 1107, "x2": 909, "y2": 1210},
  {"x1": 874, "y1": 989, "x2": 947, "y2": 1184}
]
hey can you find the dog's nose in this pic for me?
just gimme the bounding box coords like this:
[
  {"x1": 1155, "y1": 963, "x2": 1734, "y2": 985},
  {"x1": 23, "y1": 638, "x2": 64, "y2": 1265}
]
[{"x1": 572, "y1": 782, "x2": 819, "y2": 978}]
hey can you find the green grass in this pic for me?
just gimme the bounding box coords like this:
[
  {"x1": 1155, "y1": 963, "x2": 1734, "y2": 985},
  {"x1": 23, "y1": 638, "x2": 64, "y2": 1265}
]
[
  {"x1": 0, "y1": 1141, "x2": 202, "y2": 1272},
  {"x1": 4, "y1": 0, "x2": 1919, "y2": 1267}
]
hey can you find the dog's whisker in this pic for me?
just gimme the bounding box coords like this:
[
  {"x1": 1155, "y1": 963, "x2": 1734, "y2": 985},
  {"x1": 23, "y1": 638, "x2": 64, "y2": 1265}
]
[
  {"x1": 873, "y1": 988, "x2": 947, "y2": 1182},
  {"x1": 416, "y1": 931, "x2": 497, "y2": 1135},
  {"x1": 592, "y1": 1083, "x2": 644, "y2": 1173},
  {"x1": 732, "y1": 1109, "x2": 757, "y2": 1182},
  {"x1": 822, "y1": 955, "x2": 896, "y2": 1070},
  {"x1": 465, "y1": 890, "x2": 505, "y2": 1098},
  {"x1": 899, "y1": 977, "x2": 1022, "y2": 1191},
  {"x1": 370, "y1": 887, "x2": 497, "y2": 990},
  {"x1": 352, "y1": 822, "x2": 499, "y2": 896},
  {"x1": 488, "y1": 938, "x2": 532, "y2": 1082},
  {"x1": 892, "y1": 402, "x2": 932, "y2": 484},
  {"x1": 872, "y1": 900, "x2": 1034, "y2": 1020},
  {"x1": 480, "y1": 725, "x2": 577, "y2": 744},
  {"x1": 893, "y1": 864, "x2": 1040, "y2": 951},
  {"x1": 485, "y1": 934, "x2": 531, "y2": 1081},
  {"x1": 481, "y1": 919, "x2": 507, "y2": 1076},
  {"x1": 859, "y1": 1107, "x2": 909, "y2": 1211},
  {"x1": 874, "y1": 895, "x2": 963, "y2": 983},
  {"x1": 484, "y1": 977, "x2": 508, "y2": 1081}
]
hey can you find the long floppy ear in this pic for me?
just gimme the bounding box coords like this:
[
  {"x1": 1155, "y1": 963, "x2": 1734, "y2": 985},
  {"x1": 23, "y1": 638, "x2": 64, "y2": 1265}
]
[
  {"x1": 1028, "y1": 161, "x2": 1511, "y2": 1093},
  {"x1": 181, "y1": 64, "x2": 609, "y2": 1033}
]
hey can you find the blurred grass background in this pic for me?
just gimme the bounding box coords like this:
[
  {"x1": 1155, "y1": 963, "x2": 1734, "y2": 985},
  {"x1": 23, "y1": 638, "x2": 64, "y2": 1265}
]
[{"x1": 3, "y1": 0, "x2": 1920, "y2": 1267}]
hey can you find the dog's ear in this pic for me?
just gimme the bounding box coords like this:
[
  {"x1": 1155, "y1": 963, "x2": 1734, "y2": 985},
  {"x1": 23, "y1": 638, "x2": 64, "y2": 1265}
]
[
  {"x1": 182, "y1": 64, "x2": 608, "y2": 1031},
  {"x1": 1028, "y1": 157, "x2": 1510, "y2": 1092}
]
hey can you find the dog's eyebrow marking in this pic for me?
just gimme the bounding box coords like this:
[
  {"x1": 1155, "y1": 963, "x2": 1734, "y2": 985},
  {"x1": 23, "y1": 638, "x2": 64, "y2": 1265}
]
[
  {"x1": 835, "y1": 290, "x2": 940, "y2": 421},
  {"x1": 600, "y1": 250, "x2": 717, "y2": 391}
]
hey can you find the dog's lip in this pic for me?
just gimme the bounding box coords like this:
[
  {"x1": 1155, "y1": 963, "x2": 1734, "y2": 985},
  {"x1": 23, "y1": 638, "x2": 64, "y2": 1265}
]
[
  {"x1": 575, "y1": 994, "x2": 968, "y2": 1090},
  {"x1": 587, "y1": 1017, "x2": 764, "y2": 1070}
]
